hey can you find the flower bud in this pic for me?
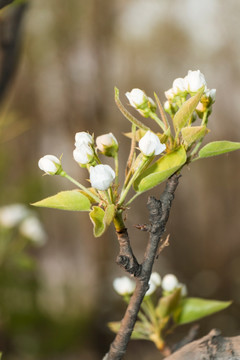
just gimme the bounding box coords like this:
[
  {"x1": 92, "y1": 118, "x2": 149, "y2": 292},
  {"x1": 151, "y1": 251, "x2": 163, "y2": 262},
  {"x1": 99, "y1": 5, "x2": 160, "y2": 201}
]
[
  {"x1": 113, "y1": 276, "x2": 135, "y2": 295},
  {"x1": 96, "y1": 133, "x2": 118, "y2": 157},
  {"x1": 89, "y1": 164, "x2": 115, "y2": 191},
  {"x1": 184, "y1": 70, "x2": 207, "y2": 92},
  {"x1": 164, "y1": 100, "x2": 171, "y2": 111},
  {"x1": 38, "y1": 155, "x2": 62, "y2": 175},
  {"x1": 172, "y1": 78, "x2": 187, "y2": 94},
  {"x1": 0, "y1": 204, "x2": 29, "y2": 228},
  {"x1": 139, "y1": 131, "x2": 166, "y2": 156},
  {"x1": 73, "y1": 143, "x2": 94, "y2": 165},
  {"x1": 162, "y1": 274, "x2": 179, "y2": 292},
  {"x1": 164, "y1": 88, "x2": 175, "y2": 101},
  {"x1": 145, "y1": 272, "x2": 162, "y2": 296},
  {"x1": 125, "y1": 88, "x2": 156, "y2": 117},
  {"x1": 19, "y1": 216, "x2": 47, "y2": 245},
  {"x1": 75, "y1": 132, "x2": 93, "y2": 148},
  {"x1": 205, "y1": 88, "x2": 216, "y2": 103},
  {"x1": 179, "y1": 283, "x2": 188, "y2": 297}
]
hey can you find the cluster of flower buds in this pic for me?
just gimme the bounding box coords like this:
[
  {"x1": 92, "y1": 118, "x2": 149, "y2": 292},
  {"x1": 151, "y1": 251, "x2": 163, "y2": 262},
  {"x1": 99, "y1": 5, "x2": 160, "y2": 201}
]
[
  {"x1": 73, "y1": 132, "x2": 94, "y2": 165},
  {"x1": 113, "y1": 272, "x2": 187, "y2": 298},
  {"x1": 164, "y1": 70, "x2": 216, "y2": 118},
  {"x1": 125, "y1": 88, "x2": 157, "y2": 117}
]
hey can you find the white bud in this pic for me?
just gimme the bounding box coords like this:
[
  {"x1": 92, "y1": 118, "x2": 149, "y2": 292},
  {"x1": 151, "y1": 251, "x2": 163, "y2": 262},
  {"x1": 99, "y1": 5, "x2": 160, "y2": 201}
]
[
  {"x1": 205, "y1": 88, "x2": 216, "y2": 102},
  {"x1": 75, "y1": 132, "x2": 93, "y2": 148},
  {"x1": 89, "y1": 164, "x2": 115, "y2": 191},
  {"x1": 19, "y1": 216, "x2": 47, "y2": 245},
  {"x1": 0, "y1": 204, "x2": 29, "y2": 228},
  {"x1": 145, "y1": 272, "x2": 161, "y2": 296},
  {"x1": 172, "y1": 78, "x2": 187, "y2": 94},
  {"x1": 139, "y1": 131, "x2": 166, "y2": 156},
  {"x1": 145, "y1": 282, "x2": 156, "y2": 296},
  {"x1": 38, "y1": 155, "x2": 61, "y2": 175},
  {"x1": 178, "y1": 283, "x2": 188, "y2": 297},
  {"x1": 184, "y1": 70, "x2": 207, "y2": 92},
  {"x1": 164, "y1": 88, "x2": 175, "y2": 100},
  {"x1": 113, "y1": 276, "x2": 135, "y2": 295},
  {"x1": 162, "y1": 274, "x2": 179, "y2": 292},
  {"x1": 164, "y1": 100, "x2": 171, "y2": 111},
  {"x1": 96, "y1": 133, "x2": 118, "y2": 156},
  {"x1": 73, "y1": 143, "x2": 94, "y2": 164},
  {"x1": 125, "y1": 88, "x2": 147, "y2": 108}
]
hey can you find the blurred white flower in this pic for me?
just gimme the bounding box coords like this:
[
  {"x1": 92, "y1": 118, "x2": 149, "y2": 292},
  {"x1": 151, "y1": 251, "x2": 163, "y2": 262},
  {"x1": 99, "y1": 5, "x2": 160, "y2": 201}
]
[
  {"x1": 96, "y1": 133, "x2": 118, "y2": 156},
  {"x1": 75, "y1": 132, "x2": 93, "y2": 148},
  {"x1": 205, "y1": 88, "x2": 216, "y2": 102},
  {"x1": 162, "y1": 274, "x2": 179, "y2": 292},
  {"x1": 0, "y1": 204, "x2": 29, "y2": 228},
  {"x1": 164, "y1": 101, "x2": 171, "y2": 111},
  {"x1": 125, "y1": 88, "x2": 147, "y2": 108},
  {"x1": 38, "y1": 155, "x2": 61, "y2": 175},
  {"x1": 179, "y1": 283, "x2": 188, "y2": 297},
  {"x1": 172, "y1": 78, "x2": 187, "y2": 94},
  {"x1": 145, "y1": 272, "x2": 162, "y2": 296},
  {"x1": 89, "y1": 164, "x2": 115, "y2": 190},
  {"x1": 184, "y1": 70, "x2": 207, "y2": 92},
  {"x1": 73, "y1": 143, "x2": 94, "y2": 164},
  {"x1": 164, "y1": 88, "x2": 175, "y2": 100},
  {"x1": 113, "y1": 276, "x2": 135, "y2": 295},
  {"x1": 19, "y1": 216, "x2": 47, "y2": 245},
  {"x1": 139, "y1": 131, "x2": 166, "y2": 156}
]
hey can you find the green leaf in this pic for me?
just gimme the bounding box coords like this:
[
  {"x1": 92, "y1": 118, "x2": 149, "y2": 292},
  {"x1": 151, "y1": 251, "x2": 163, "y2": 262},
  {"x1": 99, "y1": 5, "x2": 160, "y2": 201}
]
[
  {"x1": 173, "y1": 87, "x2": 204, "y2": 131},
  {"x1": 156, "y1": 288, "x2": 181, "y2": 318},
  {"x1": 89, "y1": 204, "x2": 115, "y2": 237},
  {"x1": 32, "y1": 190, "x2": 91, "y2": 211},
  {"x1": 198, "y1": 141, "x2": 240, "y2": 158},
  {"x1": 0, "y1": 353, "x2": 2, "y2": 359},
  {"x1": 133, "y1": 146, "x2": 186, "y2": 193},
  {"x1": 175, "y1": 297, "x2": 232, "y2": 325},
  {"x1": 108, "y1": 321, "x2": 151, "y2": 340},
  {"x1": 181, "y1": 126, "x2": 209, "y2": 148}
]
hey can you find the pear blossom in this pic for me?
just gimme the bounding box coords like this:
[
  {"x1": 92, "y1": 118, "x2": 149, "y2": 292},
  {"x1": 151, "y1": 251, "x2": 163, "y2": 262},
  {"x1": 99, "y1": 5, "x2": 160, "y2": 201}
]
[
  {"x1": 172, "y1": 78, "x2": 187, "y2": 94},
  {"x1": 75, "y1": 131, "x2": 93, "y2": 148},
  {"x1": 145, "y1": 272, "x2": 162, "y2": 296},
  {"x1": 73, "y1": 143, "x2": 94, "y2": 164},
  {"x1": 184, "y1": 70, "x2": 207, "y2": 92},
  {"x1": 19, "y1": 216, "x2": 47, "y2": 245},
  {"x1": 89, "y1": 164, "x2": 115, "y2": 191},
  {"x1": 162, "y1": 274, "x2": 179, "y2": 292},
  {"x1": 96, "y1": 133, "x2": 118, "y2": 156},
  {"x1": 113, "y1": 276, "x2": 135, "y2": 295},
  {"x1": 164, "y1": 88, "x2": 175, "y2": 101},
  {"x1": 125, "y1": 88, "x2": 147, "y2": 108},
  {"x1": 179, "y1": 283, "x2": 188, "y2": 297},
  {"x1": 38, "y1": 155, "x2": 61, "y2": 175},
  {"x1": 0, "y1": 204, "x2": 29, "y2": 228},
  {"x1": 139, "y1": 131, "x2": 166, "y2": 156},
  {"x1": 164, "y1": 101, "x2": 171, "y2": 111},
  {"x1": 205, "y1": 88, "x2": 216, "y2": 102}
]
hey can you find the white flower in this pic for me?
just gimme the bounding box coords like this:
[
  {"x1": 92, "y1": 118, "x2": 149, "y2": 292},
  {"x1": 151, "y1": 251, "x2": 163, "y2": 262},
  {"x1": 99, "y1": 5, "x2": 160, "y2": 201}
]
[
  {"x1": 75, "y1": 132, "x2": 93, "y2": 148},
  {"x1": 19, "y1": 216, "x2": 47, "y2": 245},
  {"x1": 164, "y1": 88, "x2": 175, "y2": 100},
  {"x1": 205, "y1": 88, "x2": 216, "y2": 102},
  {"x1": 113, "y1": 276, "x2": 135, "y2": 295},
  {"x1": 178, "y1": 283, "x2": 188, "y2": 297},
  {"x1": 96, "y1": 133, "x2": 118, "y2": 155},
  {"x1": 145, "y1": 272, "x2": 162, "y2": 296},
  {"x1": 38, "y1": 155, "x2": 61, "y2": 175},
  {"x1": 164, "y1": 101, "x2": 171, "y2": 111},
  {"x1": 184, "y1": 70, "x2": 207, "y2": 92},
  {"x1": 172, "y1": 78, "x2": 187, "y2": 94},
  {"x1": 89, "y1": 164, "x2": 115, "y2": 190},
  {"x1": 73, "y1": 143, "x2": 94, "y2": 164},
  {"x1": 125, "y1": 88, "x2": 147, "y2": 108},
  {"x1": 0, "y1": 204, "x2": 29, "y2": 228},
  {"x1": 139, "y1": 131, "x2": 166, "y2": 156},
  {"x1": 162, "y1": 274, "x2": 179, "y2": 292}
]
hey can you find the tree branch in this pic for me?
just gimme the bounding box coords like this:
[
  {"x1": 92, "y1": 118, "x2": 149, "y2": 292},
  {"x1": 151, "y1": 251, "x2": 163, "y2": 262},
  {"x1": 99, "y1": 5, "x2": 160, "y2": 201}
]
[{"x1": 104, "y1": 173, "x2": 181, "y2": 360}]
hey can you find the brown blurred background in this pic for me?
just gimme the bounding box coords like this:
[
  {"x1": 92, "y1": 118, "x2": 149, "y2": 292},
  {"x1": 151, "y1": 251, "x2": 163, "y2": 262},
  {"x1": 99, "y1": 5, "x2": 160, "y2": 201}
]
[{"x1": 0, "y1": 0, "x2": 240, "y2": 359}]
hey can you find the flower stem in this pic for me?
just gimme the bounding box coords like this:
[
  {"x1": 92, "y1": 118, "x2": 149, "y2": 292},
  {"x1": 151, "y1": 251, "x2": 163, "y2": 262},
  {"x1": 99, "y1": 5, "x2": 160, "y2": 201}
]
[
  {"x1": 114, "y1": 153, "x2": 119, "y2": 186},
  {"x1": 62, "y1": 172, "x2": 101, "y2": 203}
]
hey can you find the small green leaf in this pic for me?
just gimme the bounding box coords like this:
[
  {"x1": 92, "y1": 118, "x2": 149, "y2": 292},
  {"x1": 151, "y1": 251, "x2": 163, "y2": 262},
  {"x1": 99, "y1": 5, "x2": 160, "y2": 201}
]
[
  {"x1": 134, "y1": 146, "x2": 186, "y2": 193},
  {"x1": 108, "y1": 321, "x2": 151, "y2": 340},
  {"x1": 156, "y1": 288, "x2": 181, "y2": 318},
  {"x1": 173, "y1": 87, "x2": 204, "y2": 131},
  {"x1": 175, "y1": 297, "x2": 232, "y2": 325},
  {"x1": 199, "y1": 141, "x2": 240, "y2": 158},
  {"x1": 89, "y1": 204, "x2": 115, "y2": 237},
  {"x1": 32, "y1": 190, "x2": 91, "y2": 211},
  {"x1": 181, "y1": 126, "x2": 209, "y2": 148}
]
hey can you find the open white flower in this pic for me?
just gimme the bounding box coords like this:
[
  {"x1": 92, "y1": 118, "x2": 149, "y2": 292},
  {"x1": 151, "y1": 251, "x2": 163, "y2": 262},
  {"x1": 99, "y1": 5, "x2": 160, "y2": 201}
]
[
  {"x1": 162, "y1": 274, "x2": 179, "y2": 292},
  {"x1": 0, "y1": 204, "x2": 29, "y2": 228},
  {"x1": 96, "y1": 133, "x2": 118, "y2": 156},
  {"x1": 89, "y1": 164, "x2": 115, "y2": 190},
  {"x1": 38, "y1": 155, "x2": 61, "y2": 175},
  {"x1": 75, "y1": 132, "x2": 93, "y2": 148},
  {"x1": 73, "y1": 143, "x2": 94, "y2": 164},
  {"x1": 19, "y1": 216, "x2": 47, "y2": 245},
  {"x1": 139, "y1": 131, "x2": 166, "y2": 156},
  {"x1": 184, "y1": 70, "x2": 207, "y2": 92},
  {"x1": 113, "y1": 276, "x2": 135, "y2": 296}
]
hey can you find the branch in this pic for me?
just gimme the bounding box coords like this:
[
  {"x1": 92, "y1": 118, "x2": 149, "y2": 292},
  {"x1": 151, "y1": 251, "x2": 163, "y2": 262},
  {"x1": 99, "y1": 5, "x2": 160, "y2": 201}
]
[
  {"x1": 0, "y1": 0, "x2": 14, "y2": 9},
  {"x1": 104, "y1": 173, "x2": 181, "y2": 360},
  {"x1": 165, "y1": 329, "x2": 240, "y2": 360}
]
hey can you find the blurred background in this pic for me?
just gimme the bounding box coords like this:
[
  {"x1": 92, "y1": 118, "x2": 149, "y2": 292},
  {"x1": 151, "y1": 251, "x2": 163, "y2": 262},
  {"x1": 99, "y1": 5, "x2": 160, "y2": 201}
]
[{"x1": 0, "y1": 0, "x2": 239, "y2": 359}]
